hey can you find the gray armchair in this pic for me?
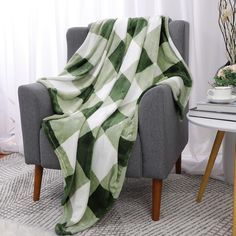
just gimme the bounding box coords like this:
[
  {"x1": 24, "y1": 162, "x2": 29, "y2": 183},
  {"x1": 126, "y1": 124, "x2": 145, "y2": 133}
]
[{"x1": 18, "y1": 20, "x2": 189, "y2": 221}]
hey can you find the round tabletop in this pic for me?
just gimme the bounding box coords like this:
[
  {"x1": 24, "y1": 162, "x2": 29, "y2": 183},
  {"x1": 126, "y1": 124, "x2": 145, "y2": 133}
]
[{"x1": 187, "y1": 114, "x2": 236, "y2": 132}]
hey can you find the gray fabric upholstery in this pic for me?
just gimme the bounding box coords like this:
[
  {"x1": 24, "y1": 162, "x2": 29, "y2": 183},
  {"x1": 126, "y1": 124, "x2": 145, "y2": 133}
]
[
  {"x1": 40, "y1": 129, "x2": 60, "y2": 169},
  {"x1": 66, "y1": 27, "x2": 89, "y2": 61},
  {"x1": 18, "y1": 20, "x2": 189, "y2": 180},
  {"x1": 169, "y1": 20, "x2": 189, "y2": 65},
  {"x1": 139, "y1": 85, "x2": 188, "y2": 179},
  {"x1": 18, "y1": 83, "x2": 53, "y2": 165}
]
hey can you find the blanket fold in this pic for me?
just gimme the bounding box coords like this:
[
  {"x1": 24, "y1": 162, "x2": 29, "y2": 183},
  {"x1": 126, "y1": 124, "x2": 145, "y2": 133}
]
[{"x1": 38, "y1": 16, "x2": 192, "y2": 235}]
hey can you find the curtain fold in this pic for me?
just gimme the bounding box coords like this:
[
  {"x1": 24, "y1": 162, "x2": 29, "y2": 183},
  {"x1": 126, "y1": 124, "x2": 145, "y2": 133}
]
[{"x1": 0, "y1": 0, "x2": 227, "y2": 178}]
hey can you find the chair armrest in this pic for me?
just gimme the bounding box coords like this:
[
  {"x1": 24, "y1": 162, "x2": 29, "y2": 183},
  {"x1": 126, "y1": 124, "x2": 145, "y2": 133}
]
[
  {"x1": 18, "y1": 83, "x2": 53, "y2": 165},
  {"x1": 139, "y1": 84, "x2": 188, "y2": 179},
  {"x1": 18, "y1": 82, "x2": 188, "y2": 178}
]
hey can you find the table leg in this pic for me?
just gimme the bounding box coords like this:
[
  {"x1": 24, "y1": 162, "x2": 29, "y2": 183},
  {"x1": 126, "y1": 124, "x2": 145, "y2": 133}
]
[
  {"x1": 197, "y1": 130, "x2": 225, "y2": 203},
  {"x1": 233, "y1": 142, "x2": 236, "y2": 236}
]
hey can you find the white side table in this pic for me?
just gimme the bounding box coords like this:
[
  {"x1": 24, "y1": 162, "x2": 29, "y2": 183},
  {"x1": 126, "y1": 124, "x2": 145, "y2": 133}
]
[{"x1": 187, "y1": 115, "x2": 236, "y2": 235}]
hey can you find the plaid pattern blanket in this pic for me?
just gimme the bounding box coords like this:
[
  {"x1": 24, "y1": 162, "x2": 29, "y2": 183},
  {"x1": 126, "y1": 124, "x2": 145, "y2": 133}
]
[{"x1": 38, "y1": 16, "x2": 192, "y2": 235}]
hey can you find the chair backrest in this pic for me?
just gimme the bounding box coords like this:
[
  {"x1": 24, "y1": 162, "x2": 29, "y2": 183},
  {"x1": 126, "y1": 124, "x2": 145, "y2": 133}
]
[{"x1": 66, "y1": 20, "x2": 189, "y2": 64}]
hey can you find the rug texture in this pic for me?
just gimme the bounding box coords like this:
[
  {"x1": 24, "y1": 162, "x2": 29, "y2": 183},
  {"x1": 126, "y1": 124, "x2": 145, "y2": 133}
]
[{"x1": 0, "y1": 153, "x2": 233, "y2": 235}]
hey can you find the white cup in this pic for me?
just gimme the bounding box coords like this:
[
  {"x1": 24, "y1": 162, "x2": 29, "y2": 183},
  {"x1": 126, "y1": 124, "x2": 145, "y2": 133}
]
[{"x1": 207, "y1": 86, "x2": 232, "y2": 99}]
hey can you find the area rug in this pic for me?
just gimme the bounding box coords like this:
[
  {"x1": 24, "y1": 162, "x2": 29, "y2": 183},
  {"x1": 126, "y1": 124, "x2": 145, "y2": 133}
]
[{"x1": 0, "y1": 153, "x2": 233, "y2": 235}]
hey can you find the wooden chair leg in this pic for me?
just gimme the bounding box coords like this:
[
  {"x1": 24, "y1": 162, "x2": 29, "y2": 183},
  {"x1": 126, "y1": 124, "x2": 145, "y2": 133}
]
[
  {"x1": 175, "y1": 156, "x2": 181, "y2": 174},
  {"x1": 152, "y1": 179, "x2": 163, "y2": 221},
  {"x1": 33, "y1": 165, "x2": 43, "y2": 201},
  {"x1": 197, "y1": 130, "x2": 225, "y2": 203}
]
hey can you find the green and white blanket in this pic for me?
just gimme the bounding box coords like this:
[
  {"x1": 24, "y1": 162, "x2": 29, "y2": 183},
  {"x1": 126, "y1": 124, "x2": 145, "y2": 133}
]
[{"x1": 39, "y1": 16, "x2": 192, "y2": 235}]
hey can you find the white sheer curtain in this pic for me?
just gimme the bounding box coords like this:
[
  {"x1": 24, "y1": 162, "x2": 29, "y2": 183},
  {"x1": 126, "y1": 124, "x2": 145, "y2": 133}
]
[{"x1": 0, "y1": 0, "x2": 227, "y2": 178}]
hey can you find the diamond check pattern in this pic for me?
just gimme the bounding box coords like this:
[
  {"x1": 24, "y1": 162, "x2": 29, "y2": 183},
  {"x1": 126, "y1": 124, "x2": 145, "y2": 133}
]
[{"x1": 38, "y1": 16, "x2": 192, "y2": 235}]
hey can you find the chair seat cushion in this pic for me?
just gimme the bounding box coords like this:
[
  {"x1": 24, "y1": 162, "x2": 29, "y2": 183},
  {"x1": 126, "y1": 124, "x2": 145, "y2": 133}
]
[{"x1": 39, "y1": 129, "x2": 142, "y2": 177}]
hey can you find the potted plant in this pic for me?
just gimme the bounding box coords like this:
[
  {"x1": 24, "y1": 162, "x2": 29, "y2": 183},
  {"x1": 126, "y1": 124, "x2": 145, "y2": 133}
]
[{"x1": 214, "y1": 65, "x2": 236, "y2": 88}]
